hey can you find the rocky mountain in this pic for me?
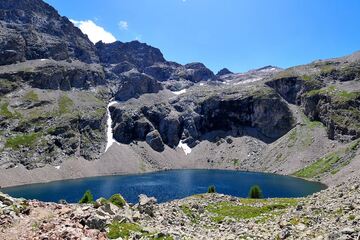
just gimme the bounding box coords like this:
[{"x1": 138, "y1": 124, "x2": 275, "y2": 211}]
[
  {"x1": 0, "y1": 0, "x2": 359, "y2": 192},
  {"x1": 0, "y1": 0, "x2": 99, "y2": 65}
]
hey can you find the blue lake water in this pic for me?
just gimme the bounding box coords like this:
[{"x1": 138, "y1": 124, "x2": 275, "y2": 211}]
[{"x1": 2, "y1": 169, "x2": 327, "y2": 203}]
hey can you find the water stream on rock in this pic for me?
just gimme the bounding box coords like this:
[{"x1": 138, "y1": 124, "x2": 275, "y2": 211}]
[{"x1": 105, "y1": 101, "x2": 118, "y2": 152}]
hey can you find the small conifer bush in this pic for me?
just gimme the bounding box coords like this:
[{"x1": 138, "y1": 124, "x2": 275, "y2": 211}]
[
  {"x1": 207, "y1": 185, "x2": 216, "y2": 193},
  {"x1": 79, "y1": 190, "x2": 94, "y2": 204},
  {"x1": 248, "y1": 185, "x2": 263, "y2": 199}
]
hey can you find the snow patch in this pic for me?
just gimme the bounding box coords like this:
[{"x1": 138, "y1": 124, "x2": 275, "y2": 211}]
[
  {"x1": 233, "y1": 77, "x2": 262, "y2": 85},
  {"x1": 178, "y1": 140, "x2": 192, "y2": 155},
  {"x1": 172, "y1": 89, "x2": 187, "y2": 95},
  {"x1": 105, "y1": 101, "x2": 119, "y2": 152}
]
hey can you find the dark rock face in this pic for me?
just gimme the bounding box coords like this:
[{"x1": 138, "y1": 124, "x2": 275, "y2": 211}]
[
  {"x1": 146, "y1": 130, "x2": 165, "y2": 152},
  {"x1": 96, "y1": 41, "x2": 166, "y2": 70},
  {"x1": 266, "y1": 76, "x2": 323, "y2": 105},
  {"x1": 174, "y1": 62, "x2": 214, "y2": 83},
  {"x1": 144, "y1": 62, "x2": 180, "y2": 82},
  {"x1": 216, "y1": 68, "x2": 233, "y2": 76},
  {"x1": 0, "y1": 0, "x2": 99, "y2": 65},
  {"x1": 0, "y1": 60, "x2": 105, "y2": 90},
  {"x1": 110, "y1": 86, "x2": 295, "y2": 151},
  {"x1": 302, "y1": 92, "x2": 360, "y2": 142},
  {"x1": 114, "y1": 70, "x2": 163, "y2": 101},
  {"x1": 178, "y1": 89, "x2": 294, "y2": 142}
]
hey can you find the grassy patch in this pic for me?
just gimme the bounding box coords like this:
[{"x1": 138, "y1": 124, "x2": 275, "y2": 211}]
[
  {"x1": 0, "y1": 79, "x2": 18, "y2": 94},
  {"x1": 24, "y1": 90, "x2": 39, "y2": 102},
  {"x1": 108, "y1": 222, "x2": 143, "y2": 239},
  {"x1": 294, "y1": 139, "x2": 360, "y2": 178},
  {"x1": 107, "y1": 222, "x2": 173, "y2": 240},
  {"x1": 287, "y1": 128, "x2": 297, "y2": 147},
  {"x1": 0, "y1": 102, "x2": 13, "y2": 118},
  {"x1": 305, "y1": 86, "x2": 360, "y2": 104},
  {"x1": 205, "y1": 199, "x2": 297, "y2": 223},
  {"x1": 5, "y1": 132, "x2": 40, "y2": 150},
  {"x1": 303, "y1": 115, "x2": 323, "y2": 129},
  {"x1": 294, "y1": 153, "x2": 340, "y2": 178},
  {"x1": 180, "y1": 204, "x2": 200, "y2": 223},
  {"x1": 58, "y1": 94, "x2": 74, "y2": 114}
]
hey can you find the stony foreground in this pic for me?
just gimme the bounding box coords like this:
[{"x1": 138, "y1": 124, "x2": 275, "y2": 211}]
[{"x1": 0, "y1": 177, "x2": 359, "y2": 240}]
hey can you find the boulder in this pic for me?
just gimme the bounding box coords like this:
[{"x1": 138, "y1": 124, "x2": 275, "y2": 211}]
[
  {"x1": 137, "y1": 194, "x2": 157, "y2": 217},
  {"x1": 146, "y1": 130, "x2": 165, "y2": 152}
]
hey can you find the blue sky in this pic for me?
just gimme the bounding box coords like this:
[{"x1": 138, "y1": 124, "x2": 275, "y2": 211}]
[{"x1": 45, "y1": 0, "x2": 360, "y2": 73}]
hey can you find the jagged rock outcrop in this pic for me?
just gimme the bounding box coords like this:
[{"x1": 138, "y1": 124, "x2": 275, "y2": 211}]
[
  {"x1": 96, "y1": 41, "x2": 166, "y2": 70},
  {"x1": 114, "y1": 69, "x2": 163, "y2": 101},
  {"x1": 0, "y1": 0, "x2": 99, "y2": 65},
  {"x1": 110, "y1": 85, "x2": 294, "y2": 151},
  {"x1": 0, "y1": 60, "x2": 105, "y2": 90},
  {"x1": 216, "y1": 68, "x2": 233, "y2": 76},
  {"x1": 173, "y1": 62, "x2": 215, "y2": 83},
  {"x1": 302, "y1": 89, "x2": 360, "y2": 142},
  {"x1": 265, "y1": 74, "x2": 324, "y2": 105}
]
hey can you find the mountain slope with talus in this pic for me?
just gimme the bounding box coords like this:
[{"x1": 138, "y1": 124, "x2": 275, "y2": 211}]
[{"x1": 0, "y1": 0, "x2": 359, "y2": 188}]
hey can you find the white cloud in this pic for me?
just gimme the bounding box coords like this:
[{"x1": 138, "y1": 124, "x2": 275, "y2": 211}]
[
  {"x1": 118, "y1": 20, "x2": 129, "y2": 30},
  {"x1": 70, "y1": 19, "x2": 116, "y2": 44}
]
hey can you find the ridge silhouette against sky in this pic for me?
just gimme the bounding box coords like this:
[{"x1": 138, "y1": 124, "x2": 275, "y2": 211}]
[{"x1": 45, "y1": 0, "x2": 360, "y2": 73}]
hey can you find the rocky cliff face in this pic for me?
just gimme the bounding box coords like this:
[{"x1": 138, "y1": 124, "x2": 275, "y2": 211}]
[
  {"x1": 265, "y1": 55, "x2": 360, "y2": 142},
  {"x1": 0, "y1": 0, "x2": 359, "y2": 177},
  {"x1": 0, "y1": 0, "x2": 99, "y2": 65},
  {"x1": 110, "y1": 84, "x2": 294, "y2": 152}
]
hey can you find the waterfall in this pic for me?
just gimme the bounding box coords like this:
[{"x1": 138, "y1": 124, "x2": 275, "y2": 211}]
[{"x1": 105, "y1": 101, "x2": 118, "y2": 152}]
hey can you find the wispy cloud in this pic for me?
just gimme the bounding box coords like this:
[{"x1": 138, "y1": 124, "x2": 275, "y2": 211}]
[
  {"x1": 118, "y1": 20, "x2": 129, "y2": 30},
  {"x1": 70, "y1": 19, "x2": 116, "y2": 44}
]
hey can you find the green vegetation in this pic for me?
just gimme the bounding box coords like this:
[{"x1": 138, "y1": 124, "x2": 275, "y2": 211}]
[
  {"x1": 319, "y1": 64, "x2": 336, "y2": 76},
  {"x1": 303, "y1": 115, "x2": 323, "y2": 129},
  {"x1": 79, "y1": 190, "x2": 94, "y2": 204},
  {"x1": 108, "y1": 222, "x2": 143, "y2": 239},
  {"x1": 207, "y1": 185, "x2": 216, "y2": 193},
  {"x1": 0, "y1": 79, "x2": 18, "y2": 94},
  {"x1": 248, "y1": 185, "x2": 263, "y2": 199},
  {"x1": 305, "y1": 86, "x2": 360, "y2": 104},
  {"x1": 5, "y1": 133, "x2": 40, "y2": 150},
  {"x1": 180, "y1": 205, "x2": 200, "y2": 224},
  {"x1": 24, "y1": 90, "x2": 39, "y2": 102},
  {"x1": 232, "y1": 159, "x2": 239, "y2": 166},
  {"x1": 0, "y1": 102, "x2": 13, "y2": 118},
  {"x1": 287, "y1": 128, "x2": 297, "y2": 147},
  {"x1": 58, "y1": 94, "x2": 74, "y2": 114},
  {"x1": 294, "y1": 153, "x2": 340, "y2": 178},
  {"x1": 109, "y1": 194, "x2": 126, "y2": 208},
  {"x1": 205, "y1": 199, "x2": 297, "y2": 223},
  {"x1": 107, "y1": 221, "x2": 173, "y2": 240},
  {"x1": 294, "y1": 139, "x2": 360, "y2": 178}
]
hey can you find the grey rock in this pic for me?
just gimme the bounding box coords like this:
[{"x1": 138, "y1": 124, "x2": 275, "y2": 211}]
[{"x1": 146, "y1": 130, "x2": 165, "y2": 152}]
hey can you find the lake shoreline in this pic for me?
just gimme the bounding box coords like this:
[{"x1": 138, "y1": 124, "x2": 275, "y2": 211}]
[{"x1": 0, "y1": 142, "x2": 330, "y2": 189}]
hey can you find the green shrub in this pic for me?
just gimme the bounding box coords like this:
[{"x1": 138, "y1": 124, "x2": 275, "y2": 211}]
[
  {"x1": 207, "y1": 185, "x2": 216, "y2": 193},
  {"x1": 79, "y1": 190, "x2": 94, "y2": 204},
  {"x1": 109, "y1": 193, "x2": 126, "y2": 208},
  {"x1": 5, "y1": 133, "x2": 40, "y2": 149},
  {"x1": 249, "y1": 185, "x2": 263, "y2": 199}
]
